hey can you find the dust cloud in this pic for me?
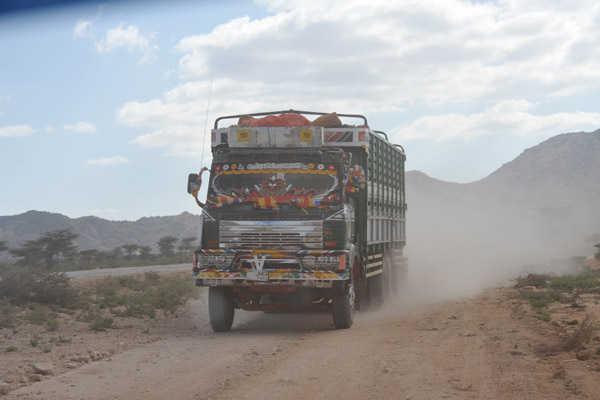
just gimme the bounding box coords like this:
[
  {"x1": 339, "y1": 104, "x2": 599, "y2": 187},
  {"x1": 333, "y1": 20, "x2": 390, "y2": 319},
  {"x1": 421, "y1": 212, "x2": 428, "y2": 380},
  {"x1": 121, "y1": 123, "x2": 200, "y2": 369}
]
[{"x1": 402, "y1": 195, "x2": 598, "y2": 305}]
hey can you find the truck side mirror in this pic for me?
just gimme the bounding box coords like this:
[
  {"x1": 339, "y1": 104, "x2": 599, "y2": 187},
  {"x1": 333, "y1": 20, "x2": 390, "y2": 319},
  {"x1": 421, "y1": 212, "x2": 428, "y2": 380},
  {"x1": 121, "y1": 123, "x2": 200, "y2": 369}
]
[{"x1": 187, "y1": 173, "x2": 199, "y2": 194}]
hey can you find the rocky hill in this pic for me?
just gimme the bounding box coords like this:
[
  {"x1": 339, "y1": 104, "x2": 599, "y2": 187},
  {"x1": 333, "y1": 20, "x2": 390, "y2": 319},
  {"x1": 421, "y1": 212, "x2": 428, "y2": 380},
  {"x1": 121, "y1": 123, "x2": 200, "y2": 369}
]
[
  {"x1": 474, "y1": 129, "x2": 600, "y2": 207},
  {"x1": 0, "y1": 211, "x2": 201, "y2": 258},
  {"x1": 405, "y1": 128, "x2": 600, "y2": 264},
  {"x1": 408, "y1": 128, "x2": 600, "y2": 212}
]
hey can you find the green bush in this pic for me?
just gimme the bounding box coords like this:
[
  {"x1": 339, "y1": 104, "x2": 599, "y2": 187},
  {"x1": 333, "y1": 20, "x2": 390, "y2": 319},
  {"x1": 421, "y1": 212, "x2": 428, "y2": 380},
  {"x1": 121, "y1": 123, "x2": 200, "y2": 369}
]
[
  {"x1": 26, "y1": 304, "x2": 54, "y2": 325},
  {"x1": 95, "y1": 274, "x2": 195, "y2": 319},
  {"x1": 515, "y1": 274, "x2": 550, "y2": 289},
  {"x1": 548, "y1": 269, "x2": 600, "y2": 292},
  {"x1": 144, "y1": 271, "x2": 160, "y2": 283},
  {"x1": 89, "y1": 316, "x2": 114, "y2": 331},
  {"x1": 94, "y1": 277, "x2": 120, "y2": 297},
  {"x1": 117, "y1": 276, "x2": 146, "y2": 291},
  {"x1": 0, "y1": 270, "x2": 78, "y2": 307},
  {"x1": 0, "y1": 299, "x2": 17, "y2": 329},
  {"x1": 521, "y1": 289, "x2": 564, "y2": 308},
  {"x1": 536, "y1": 310, "x2": 552, "y2": 322},
  {"x1": 46, "y1": 318, "x2": 59, "y2": 331}
]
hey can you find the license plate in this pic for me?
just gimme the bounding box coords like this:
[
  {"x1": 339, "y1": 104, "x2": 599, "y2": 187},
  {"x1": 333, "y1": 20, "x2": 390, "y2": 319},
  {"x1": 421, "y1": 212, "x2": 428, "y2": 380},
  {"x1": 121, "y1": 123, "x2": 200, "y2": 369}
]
[{"x1": 246, "y1": 271, "x2": 269, "y2": 281}]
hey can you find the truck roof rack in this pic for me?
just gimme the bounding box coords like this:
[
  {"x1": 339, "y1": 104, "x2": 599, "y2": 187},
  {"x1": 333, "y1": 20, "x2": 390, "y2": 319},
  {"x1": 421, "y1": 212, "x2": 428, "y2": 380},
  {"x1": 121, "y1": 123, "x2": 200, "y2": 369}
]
[{"x1": 214, "y1": 109, "x2": 368, "y2": 129}]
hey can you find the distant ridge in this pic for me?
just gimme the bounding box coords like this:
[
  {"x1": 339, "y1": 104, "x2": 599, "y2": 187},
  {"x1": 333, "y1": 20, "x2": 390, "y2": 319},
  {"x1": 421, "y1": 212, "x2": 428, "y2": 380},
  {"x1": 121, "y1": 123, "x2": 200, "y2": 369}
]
[
  {"x1": 2, "y1": 128, "x2": 600, "y2": 261},
  {"x1": 0, "y1": 211, "x2": 201, "y2": 259}
]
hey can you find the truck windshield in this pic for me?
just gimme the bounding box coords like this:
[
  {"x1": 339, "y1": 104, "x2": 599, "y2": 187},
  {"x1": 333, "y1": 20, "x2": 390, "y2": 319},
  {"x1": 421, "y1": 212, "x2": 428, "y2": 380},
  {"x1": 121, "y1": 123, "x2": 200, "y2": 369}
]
[{"x1": 208, "y1": 161, "x2": 341, "y2": 206}]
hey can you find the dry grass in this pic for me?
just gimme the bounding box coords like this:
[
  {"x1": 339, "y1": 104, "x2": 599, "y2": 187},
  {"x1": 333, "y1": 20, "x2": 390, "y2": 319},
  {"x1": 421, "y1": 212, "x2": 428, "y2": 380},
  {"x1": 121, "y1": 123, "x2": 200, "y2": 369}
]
[{"x1": 538, "y1": 314, "x2": 597, "y2": 354}]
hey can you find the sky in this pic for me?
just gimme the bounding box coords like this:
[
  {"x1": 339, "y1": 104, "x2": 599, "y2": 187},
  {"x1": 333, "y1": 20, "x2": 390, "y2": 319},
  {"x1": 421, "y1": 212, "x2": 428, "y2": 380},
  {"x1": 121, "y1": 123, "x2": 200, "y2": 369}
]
[{"x1": 1, "y1": 0, "x2": 600, "y2": 221}]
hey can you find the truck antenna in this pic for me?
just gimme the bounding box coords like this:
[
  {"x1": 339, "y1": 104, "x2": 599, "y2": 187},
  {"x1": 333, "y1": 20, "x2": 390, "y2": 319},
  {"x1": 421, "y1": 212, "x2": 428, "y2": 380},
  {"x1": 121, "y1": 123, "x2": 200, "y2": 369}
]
[{"x1": 200, "y1": 78, "x2": 213, "y2": 168}]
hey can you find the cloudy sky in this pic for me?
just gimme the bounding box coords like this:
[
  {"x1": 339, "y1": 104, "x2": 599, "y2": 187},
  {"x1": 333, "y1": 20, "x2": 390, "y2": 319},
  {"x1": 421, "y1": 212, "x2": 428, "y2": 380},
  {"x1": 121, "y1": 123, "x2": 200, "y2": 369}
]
[{"x1": 1, "y1": 0, "x2": 599, "y2": 221}]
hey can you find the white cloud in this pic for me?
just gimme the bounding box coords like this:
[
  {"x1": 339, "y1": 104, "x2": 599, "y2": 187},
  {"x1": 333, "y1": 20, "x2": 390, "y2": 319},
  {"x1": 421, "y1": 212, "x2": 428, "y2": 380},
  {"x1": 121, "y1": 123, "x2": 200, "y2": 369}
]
[
  {"x1": 73, "y1": 19, "x2": 93, "y2": 40},
  {"x1": 95, "y1": 23, "x2": 157, "y2": 63},
  {"x1": 391, "y1": 100, "x2": 600, "y2": 142},
  {"x1": 0, "y1": 124, "x2": 35, "y2": 137},
  {"x1": 64, "y1": 121, "x2": 96, "y2": 133},
  {"x1": 73, "y1": 16, "x2": 157, "y2": 63},
  {"x1": 118, "y1": 0, "x2": 600, "y2": 154},
  {"x1": 86, "y1": 156, "x2": 129, "y2": 166}
]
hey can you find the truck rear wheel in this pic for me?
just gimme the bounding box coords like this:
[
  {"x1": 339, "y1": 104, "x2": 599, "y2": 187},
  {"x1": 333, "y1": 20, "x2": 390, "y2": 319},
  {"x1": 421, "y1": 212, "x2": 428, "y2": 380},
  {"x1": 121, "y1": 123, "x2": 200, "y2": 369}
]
[
  {"x1": 332, "y1": 284, "x2": 355, "y2": 329},
  {"x1": 208, "y1": 286, "x2": 235, "y2": 332}
]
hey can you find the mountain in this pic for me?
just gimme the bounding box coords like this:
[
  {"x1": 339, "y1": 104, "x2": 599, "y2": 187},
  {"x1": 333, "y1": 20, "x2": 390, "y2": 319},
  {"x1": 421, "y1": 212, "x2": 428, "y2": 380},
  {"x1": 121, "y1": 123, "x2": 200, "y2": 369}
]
[
  {"x1": 405, "y1": 128, "x2": 600, "y2": 266},
  {"x1": 0, "y1": 211, "x2": 201, "y2": 259},
  {"x1": 474, "y1": 129, "x2": 600, "y2": 206},
  {"x1": 408, "y1": 128, "x2": 600, "y2": 210}
]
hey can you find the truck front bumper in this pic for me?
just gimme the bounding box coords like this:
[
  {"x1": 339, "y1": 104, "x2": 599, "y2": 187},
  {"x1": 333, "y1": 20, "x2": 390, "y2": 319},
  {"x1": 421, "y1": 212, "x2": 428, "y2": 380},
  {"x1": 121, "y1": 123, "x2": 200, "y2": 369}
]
[{"x1": 193, "y1": 248, "x2": 350, "y2": 286}]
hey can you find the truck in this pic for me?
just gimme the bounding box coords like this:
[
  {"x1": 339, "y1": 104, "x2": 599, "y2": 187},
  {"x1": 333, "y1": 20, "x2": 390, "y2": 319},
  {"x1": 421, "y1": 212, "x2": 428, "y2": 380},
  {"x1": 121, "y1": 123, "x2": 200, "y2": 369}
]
[{"x1": 187, "y1": 110, "x2": 407, "y2": 331}]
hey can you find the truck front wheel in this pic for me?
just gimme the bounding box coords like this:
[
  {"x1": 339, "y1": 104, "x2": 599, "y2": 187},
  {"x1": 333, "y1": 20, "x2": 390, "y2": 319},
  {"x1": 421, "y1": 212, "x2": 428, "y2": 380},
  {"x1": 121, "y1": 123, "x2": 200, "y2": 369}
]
[
  {"x1": 332, "y1": 284, "x2": 355, "y2": 329},
  {"x1": 208, "y1": 286, "x2": 235, "y2": 332}
]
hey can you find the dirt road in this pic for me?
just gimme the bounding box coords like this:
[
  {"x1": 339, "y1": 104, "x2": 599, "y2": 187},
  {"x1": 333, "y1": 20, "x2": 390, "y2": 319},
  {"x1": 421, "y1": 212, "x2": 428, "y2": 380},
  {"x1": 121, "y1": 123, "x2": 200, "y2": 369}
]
[{"x1": 5, "y1": 285, "x2": 599, "y2": 400}]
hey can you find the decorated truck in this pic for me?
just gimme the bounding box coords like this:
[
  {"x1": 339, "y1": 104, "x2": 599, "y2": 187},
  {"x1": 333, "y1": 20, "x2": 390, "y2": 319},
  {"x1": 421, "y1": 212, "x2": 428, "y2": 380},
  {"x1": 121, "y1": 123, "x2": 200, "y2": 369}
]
[{"x1": 187, "y1": 110, "x2": 407, "y2": 331}]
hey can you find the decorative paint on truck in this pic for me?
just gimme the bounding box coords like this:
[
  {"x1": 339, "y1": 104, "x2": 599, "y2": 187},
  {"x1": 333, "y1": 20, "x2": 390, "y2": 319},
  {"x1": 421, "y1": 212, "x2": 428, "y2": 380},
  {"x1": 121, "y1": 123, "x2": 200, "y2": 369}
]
[{"x1": 187, "y1": 110, "x2": 406, "y2": 331}]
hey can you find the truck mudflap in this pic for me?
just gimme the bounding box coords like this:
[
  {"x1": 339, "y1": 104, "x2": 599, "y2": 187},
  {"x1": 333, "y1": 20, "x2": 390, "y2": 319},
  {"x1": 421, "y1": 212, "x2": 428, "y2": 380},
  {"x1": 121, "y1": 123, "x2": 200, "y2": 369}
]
[{"x1": 193, "y1": 248, "x2": 350, "y2": 286}]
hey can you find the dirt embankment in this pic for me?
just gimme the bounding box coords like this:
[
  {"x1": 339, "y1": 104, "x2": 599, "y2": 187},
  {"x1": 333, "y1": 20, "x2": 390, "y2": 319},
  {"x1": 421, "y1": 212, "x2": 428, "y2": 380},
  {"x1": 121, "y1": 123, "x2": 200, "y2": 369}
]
[{"x1": 2, "y1": 284, "x2": 600, "y2": 399}]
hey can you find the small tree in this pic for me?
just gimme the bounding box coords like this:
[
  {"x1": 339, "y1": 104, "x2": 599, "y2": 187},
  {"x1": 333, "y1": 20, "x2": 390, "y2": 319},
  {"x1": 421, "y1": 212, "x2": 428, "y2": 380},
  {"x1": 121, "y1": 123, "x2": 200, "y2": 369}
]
[
  {"x1": 9, "y1": 239, "x2": 46, "y2": 268},
  {"x1": 158, "y1": 236, "x2": 178, "y2": 258},
  {"x1": 110, "y1": 246, "x2": 123, "y2": 260},
  {"x1": 78, "y1": 249, "x2": 100, "y2": 269},
  {"x1": 0, "y1": 241, "x2": 7, "y2": 253},
  {"x1": 121, "y1": 244, "x2": 140, "y2": 259},
  {"x1": 9, "y1": 229, "x2": 79, "y2": 269},
  {"x1": 139, "y1": 246, "x2": 153, "y2": 260},
  {"x1": 594, "y1": 243, "x2": 600, "y2": 260},
  {"x1": 178, "y1": 237, "x2": 197, "y2": 257},
  {"x1": 39, "y1": 229, "x2": 79, "y2": 268}
]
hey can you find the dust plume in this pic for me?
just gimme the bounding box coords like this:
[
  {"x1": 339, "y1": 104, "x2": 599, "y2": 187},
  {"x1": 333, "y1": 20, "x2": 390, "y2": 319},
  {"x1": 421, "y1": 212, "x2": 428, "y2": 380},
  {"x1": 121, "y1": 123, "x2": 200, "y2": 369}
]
[{"x1": 402, "y1": 191, "x2": 598, "y2": 304}]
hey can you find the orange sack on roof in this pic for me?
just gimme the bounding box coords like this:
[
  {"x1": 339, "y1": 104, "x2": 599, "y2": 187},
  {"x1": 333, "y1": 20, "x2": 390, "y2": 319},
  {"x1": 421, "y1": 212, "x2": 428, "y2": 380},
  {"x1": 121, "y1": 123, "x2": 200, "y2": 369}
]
[{"x1": 238, "y1": 113, "x2": 312, "y2": 127}]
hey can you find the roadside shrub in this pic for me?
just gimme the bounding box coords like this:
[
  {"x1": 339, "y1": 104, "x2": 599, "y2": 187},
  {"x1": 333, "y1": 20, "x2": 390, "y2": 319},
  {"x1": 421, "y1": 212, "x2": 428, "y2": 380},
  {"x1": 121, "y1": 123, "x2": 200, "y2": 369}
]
[
  {"x1": 26, "y1": 304, "x2": 52, "y2": 325},
  {"x1": 94, "y1": 277, "x2": 120, "y2": 297},
  {"x1": 515, "y1": 273, "x2": 550, "y2": 289},
  {"x1": 0, "y1": 270, "x2": 78, "y2": 307},
  {"x1": 46, "y1": 318, "x2": 59, "y2": 331},
  {"x1": 117, "y1": 276, "x2": 146, "y2": 291},
  {"x1": 89, "y1": 316, "x2": 114, "y2": 331},
  {"x1": 144, "y1": 271, "x2": 160, "y2": 283},
  {"x1": 548, "y1": 269, "x2": 600, "y2": 292},
  {"x1": 96, "y1": 274, "x2": 195, "y2": 319},
  {"x1": 536, "y1": 310, "x2": 552, "y2": 322},
  {"x1": 0, "y1": 299, "x2": 17, "y2": 329},
  {"x1": 521, "y1": 289, "x2": 564, "y2": 308},
  {"x1": 540, "y1": 315, "x2": 598, "y2": 353}
]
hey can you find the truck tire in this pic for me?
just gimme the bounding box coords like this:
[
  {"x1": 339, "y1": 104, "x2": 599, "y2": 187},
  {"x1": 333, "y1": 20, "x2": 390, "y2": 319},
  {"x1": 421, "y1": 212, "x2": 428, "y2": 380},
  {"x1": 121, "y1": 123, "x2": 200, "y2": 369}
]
[
  {"x1": 367, "y1": 272, "x2": 384, "y2": 308},
  {"x1": 332, "y1": 284, "x2": 355, "y2": 329},
  {"x1": 383, "y1": 252, "x2": 395, "y2": 300},
  {"x1": 208, "y1": 286, "x2": 235, "y2": 332}
]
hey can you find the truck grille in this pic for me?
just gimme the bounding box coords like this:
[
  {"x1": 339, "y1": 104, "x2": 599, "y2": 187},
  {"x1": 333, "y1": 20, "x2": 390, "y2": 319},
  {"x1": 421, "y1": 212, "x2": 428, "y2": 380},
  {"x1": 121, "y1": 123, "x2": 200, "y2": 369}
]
[{"x1": 219, "y1": 219, "x2": 323, "y2": 249}]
